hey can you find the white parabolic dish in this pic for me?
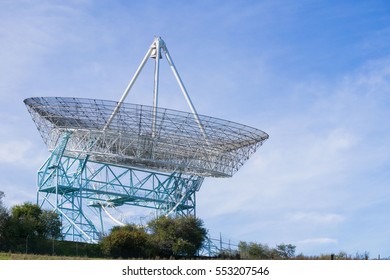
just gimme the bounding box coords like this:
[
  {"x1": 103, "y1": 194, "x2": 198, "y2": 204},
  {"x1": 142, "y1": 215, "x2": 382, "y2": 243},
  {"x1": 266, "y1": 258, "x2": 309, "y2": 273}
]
[{"x1": 24, "y1": 96, "x2": 269, "y2": 178}]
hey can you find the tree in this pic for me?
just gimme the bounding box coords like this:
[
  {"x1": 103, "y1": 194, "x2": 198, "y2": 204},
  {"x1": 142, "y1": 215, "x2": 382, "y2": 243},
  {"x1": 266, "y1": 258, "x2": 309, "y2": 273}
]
[
  {"x1": 6, "y1": 202, "x2": 62, "y2": 252},
  {"x1": 100, "y1": 224, "x2": 149, "y2": 259},
  {"x1": 9, "y1": 203, "x2": 45, "y2": 239},
  {"x1": 274, "y1": 243, "x2": 296, "y2": 259},
  {"x1": 0, "y1": 191, "x2": 4, "y2": 207},
  {"x1": 39, "y1": 210, "x2": 62, "y2": 255},
  {"x1": 238, "y1": 241, "x2": 273, "y2": 259},
  {"x1": 238, "y1": 241, "x2": 296, "y2": 259},
  {"x1": 147, "y1": 216, "x2": 207, "y2": 257},
  {"x1": 40, "y1": 210, "x2": 62, "y2": 240},
  {"x1": 147, "y1": 216, "x2": 175, "y2": 257},
  {"x1": 0, "y1": 191, "x2": 9, "y2": 250}
]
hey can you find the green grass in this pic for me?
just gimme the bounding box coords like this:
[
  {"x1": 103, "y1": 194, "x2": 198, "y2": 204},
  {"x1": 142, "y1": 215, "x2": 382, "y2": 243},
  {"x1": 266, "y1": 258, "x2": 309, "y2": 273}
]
[
  {"x1": 0, "y1": 252, "x2": 102, "y2": 260},
  {"x1": 0, "y1": 253, "x2": 11, "y2": 260}
]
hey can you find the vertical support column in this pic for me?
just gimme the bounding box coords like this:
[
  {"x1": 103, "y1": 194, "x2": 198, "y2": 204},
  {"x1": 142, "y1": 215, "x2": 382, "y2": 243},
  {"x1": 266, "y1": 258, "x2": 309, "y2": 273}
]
[
  {"x1": 152, "y1": 37, "x2": 161, "y2": 138},
  {"x1": 104, "y1": 36, "x2": 208, "y2": 143}
]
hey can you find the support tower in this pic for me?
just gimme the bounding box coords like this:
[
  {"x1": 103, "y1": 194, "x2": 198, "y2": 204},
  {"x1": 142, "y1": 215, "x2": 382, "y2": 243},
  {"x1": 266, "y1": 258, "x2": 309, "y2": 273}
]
[{"x1": 25, "y1": 37, "x2": 268, "y2": 242}]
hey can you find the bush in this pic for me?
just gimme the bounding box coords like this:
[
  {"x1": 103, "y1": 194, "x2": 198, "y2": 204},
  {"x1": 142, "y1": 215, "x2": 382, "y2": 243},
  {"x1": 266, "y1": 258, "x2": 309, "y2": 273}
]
[
  {"x1": 238, "y1": 241, "x2": 296, "y2": 259},
  {"x1": 100, "y1": 224, "x2": 149, "y2": 259},
  {"x1": 147, "y1": 216, "x2": 207, "y2": 258},
  {"x1": 99, "y1": 216, "x2": 208, "y2": 259}
]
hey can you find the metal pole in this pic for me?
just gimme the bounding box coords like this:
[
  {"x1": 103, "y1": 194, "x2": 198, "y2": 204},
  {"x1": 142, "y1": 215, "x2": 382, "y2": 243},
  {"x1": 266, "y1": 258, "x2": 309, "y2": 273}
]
[
  {"x1": 152, "y1": 38, "x2": 161, "y2": 138},
  {"x1": 103, "y1": 43, "x2": 154, "y2": 131},
  {"x1": 162, "y1": 45, "x2": 208, "y2": 142}
]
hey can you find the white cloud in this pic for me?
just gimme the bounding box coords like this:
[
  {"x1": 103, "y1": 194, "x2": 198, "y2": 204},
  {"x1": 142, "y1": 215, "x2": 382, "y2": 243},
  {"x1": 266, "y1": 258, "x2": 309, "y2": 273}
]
[
  {"x1": 288, "y1": 212, "x2": 345, "y2": 225},
  {"x1": 0, "y1": 183, "x2": 36, "y2": 209},
  {"x1": 298, "y1": 238, "x2": 338, "y2": 245},
  {"x1": 0, "y1": 141, "x2": 33, "y2": 164},
  {"x1": 0, "y1": 140, "x2": 47, "y2": 168}
]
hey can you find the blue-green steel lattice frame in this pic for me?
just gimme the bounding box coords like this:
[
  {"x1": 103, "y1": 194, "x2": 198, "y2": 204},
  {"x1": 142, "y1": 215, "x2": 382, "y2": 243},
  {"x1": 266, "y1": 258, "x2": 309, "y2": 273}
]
[{"x1": 37, "y1": 132, "x2": 204, "y2": 243}]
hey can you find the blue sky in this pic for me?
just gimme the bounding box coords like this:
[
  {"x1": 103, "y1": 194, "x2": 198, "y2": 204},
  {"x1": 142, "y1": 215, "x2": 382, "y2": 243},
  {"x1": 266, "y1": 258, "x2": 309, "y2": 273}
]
[{"x1": 1, "y1": 0, "x2": 390, "y2": 257}]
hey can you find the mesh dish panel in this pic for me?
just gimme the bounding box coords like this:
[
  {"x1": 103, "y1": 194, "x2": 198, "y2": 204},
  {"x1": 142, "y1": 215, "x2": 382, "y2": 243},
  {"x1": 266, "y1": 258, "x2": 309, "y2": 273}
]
[{"x1": 24, "y1": 97, "x2": 268, "y2": 177}]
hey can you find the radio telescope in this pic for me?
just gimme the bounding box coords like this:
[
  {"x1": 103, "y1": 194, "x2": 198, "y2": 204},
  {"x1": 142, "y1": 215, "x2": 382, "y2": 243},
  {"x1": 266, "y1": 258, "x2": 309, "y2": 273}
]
[{"x1": 24, "y1": 37, "x2": 268, "y2": 243}]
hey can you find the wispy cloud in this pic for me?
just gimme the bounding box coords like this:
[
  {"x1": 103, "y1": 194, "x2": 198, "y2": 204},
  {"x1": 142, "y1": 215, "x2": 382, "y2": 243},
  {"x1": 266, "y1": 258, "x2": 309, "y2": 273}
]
[
  {"x1": 199, "y1": 54, "x2": 390, "y2": 252},
  {"x1": 0, "y1": 141, "x2": 33, "y2": 164},
  {"x1": 288, "y1": 212, "x2": 345, "y2": 225},
  {"x1": 0, "y1": 140, "x2": 47, "y2": 168},
  {"x1": 298, "y1": 238, "x2": 338, "y2": 245}
]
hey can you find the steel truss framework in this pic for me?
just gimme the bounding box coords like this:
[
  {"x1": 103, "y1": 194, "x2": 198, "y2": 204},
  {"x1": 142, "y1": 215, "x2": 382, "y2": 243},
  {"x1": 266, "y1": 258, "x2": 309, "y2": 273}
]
[
  {"x1": 37, "y1": 132, "x2": 203, "y2": 243},
  {"x1": 25, "y1": 37, "x2": 268, "y2": 243}
]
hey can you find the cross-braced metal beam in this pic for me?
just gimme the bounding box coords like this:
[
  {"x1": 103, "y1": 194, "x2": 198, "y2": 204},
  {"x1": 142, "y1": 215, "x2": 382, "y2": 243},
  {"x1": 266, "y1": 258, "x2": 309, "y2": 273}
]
[{"x1": 37, "y1": 132, "x2": 204, "y2": 242}]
